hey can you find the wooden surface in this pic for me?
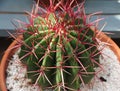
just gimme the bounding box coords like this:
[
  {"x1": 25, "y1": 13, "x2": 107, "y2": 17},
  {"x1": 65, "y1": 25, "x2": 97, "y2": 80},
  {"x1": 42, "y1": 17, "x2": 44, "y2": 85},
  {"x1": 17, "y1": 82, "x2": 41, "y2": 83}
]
[
  {"x1": 85, "y1": 0, "x2": 120, "y2": 14},
  {"x1": 0, "y1": 0, "x2": 120, "y2": 38},
  {"x1": 0, "y1": 0, "x2": 33, "y2": 13},
  {"x1": 0, "y1": 0, "x2": 33, "y2": 37},
  {"x1": 85, "y1": 0, "x2": 120, "y2": 38}
]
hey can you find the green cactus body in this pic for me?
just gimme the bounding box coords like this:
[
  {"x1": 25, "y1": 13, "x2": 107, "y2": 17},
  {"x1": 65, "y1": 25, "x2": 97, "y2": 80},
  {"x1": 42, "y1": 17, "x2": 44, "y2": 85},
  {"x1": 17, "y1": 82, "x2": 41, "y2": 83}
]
[{"x1": 19, "y1": 1, "x2": 100, "y2": 90}]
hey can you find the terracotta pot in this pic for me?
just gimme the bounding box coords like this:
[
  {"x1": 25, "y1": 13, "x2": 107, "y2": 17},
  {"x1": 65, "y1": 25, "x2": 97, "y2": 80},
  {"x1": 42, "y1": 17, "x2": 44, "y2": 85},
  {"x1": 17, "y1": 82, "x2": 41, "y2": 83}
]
[
  {"x1": 0, "y1": 36, "x2": 23, "y2": 91},
  {"x1": 0, "y1": 32, "x2": 120, "y2": 91}
]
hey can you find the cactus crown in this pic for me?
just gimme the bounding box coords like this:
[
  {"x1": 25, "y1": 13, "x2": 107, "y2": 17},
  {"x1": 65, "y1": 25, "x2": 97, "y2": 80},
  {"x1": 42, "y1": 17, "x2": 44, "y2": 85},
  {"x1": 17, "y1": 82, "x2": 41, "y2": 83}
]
[{"x1": 18, "y1": 0, "x2": 102, "y2": 90}]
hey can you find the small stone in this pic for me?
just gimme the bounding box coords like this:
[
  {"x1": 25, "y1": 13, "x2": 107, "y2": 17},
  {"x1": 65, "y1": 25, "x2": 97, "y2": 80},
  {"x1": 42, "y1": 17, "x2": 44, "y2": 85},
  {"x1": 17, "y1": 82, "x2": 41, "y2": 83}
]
[{"x1": 99, "y1": 76, "x2": 107, "y2": 82}]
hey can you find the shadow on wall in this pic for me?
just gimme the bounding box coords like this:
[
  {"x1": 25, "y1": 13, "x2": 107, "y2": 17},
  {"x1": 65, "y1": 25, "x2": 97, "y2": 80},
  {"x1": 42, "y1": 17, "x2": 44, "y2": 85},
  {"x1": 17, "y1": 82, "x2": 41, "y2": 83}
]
[{"x1": 0, "y1": 37, "x2": 13, "y2": 61}]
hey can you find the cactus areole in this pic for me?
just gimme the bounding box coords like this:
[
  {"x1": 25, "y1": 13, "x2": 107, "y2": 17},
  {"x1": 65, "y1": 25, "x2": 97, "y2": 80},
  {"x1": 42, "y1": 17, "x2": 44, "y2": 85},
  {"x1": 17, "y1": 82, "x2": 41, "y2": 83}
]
[{"x1": 19, "y1": 0, "x2": 101, "y2": 90}]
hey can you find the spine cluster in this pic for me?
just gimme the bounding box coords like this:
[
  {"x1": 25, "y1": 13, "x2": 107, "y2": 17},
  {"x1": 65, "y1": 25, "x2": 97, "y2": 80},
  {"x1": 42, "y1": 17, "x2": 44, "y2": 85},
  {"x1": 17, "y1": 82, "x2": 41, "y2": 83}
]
[{"x1": 19, "y1": 0, "x2": 102, "y2": 90}]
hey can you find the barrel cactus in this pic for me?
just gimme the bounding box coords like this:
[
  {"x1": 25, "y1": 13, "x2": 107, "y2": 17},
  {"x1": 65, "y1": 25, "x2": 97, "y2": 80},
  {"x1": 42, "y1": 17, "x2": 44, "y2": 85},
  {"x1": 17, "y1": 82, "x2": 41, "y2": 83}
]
[{"x1": 18, "y1": 0, "x2": 102, "y2": 90}]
